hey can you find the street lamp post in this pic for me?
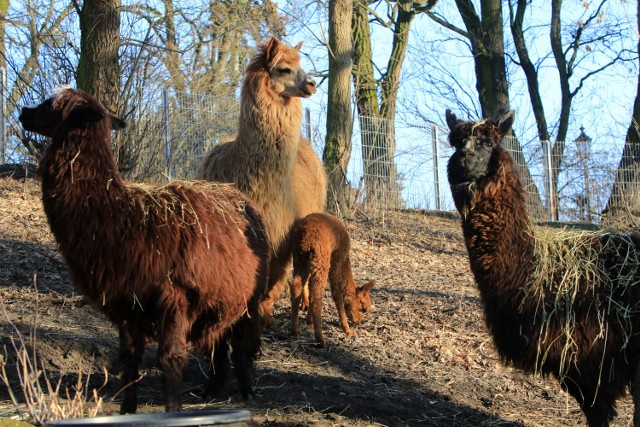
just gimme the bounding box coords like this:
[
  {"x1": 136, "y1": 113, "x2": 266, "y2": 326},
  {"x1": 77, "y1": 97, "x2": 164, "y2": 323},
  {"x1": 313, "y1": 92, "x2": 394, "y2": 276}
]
[{"x1": 575, "y1": 126, "x2": 592, "y2": 222}]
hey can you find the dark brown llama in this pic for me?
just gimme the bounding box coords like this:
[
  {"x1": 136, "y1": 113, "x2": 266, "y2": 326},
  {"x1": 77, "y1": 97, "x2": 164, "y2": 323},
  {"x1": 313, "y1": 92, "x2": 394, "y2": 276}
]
[
  {"x1": 290, "y1": 212, "x2": 375, "y2": 348},
  {"x1": 197, "y1": 38, "x2": 326, "y2": 328},
  {"x1": 18, "y1": 87, "x2": 270, "y2": 413},
  {"x1": 446, "y1": 109, "x2": 640, "y2": 427}
]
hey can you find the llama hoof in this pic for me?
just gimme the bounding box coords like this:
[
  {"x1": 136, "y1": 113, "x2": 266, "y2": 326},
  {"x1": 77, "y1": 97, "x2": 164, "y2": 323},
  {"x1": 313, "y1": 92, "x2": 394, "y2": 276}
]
[
  {"x1": 165, "y1": 402, "x2": 182, "y2": 412},
  {"x1": 238, "y1": 389, "x2": 256, "y2": 401},
  {"x1": 201, "y1": 384, "x2": 224, "y2": 401},
  {"x1": 119, "y1": 396, "x2": 138, "y2": 414}
]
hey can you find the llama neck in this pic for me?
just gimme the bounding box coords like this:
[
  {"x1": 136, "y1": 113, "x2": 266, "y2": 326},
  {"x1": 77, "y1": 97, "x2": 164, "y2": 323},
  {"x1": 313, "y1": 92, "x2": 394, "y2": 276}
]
[
  {"x1": 342, "y1": 261, "x2": 357, "y2": 299},
  {"x1": 230, "y1": 72, "x2": 302, "y2": 248},
  {"x1": 459, "y1": 154, "x2": 535, "y2": 299},
  {"x1": 39, "y1": 124, "x2": 126, "y2": 231}
]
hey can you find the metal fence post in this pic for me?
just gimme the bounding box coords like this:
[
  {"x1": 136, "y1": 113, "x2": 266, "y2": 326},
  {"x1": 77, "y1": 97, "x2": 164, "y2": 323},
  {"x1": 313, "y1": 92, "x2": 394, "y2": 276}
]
[
  {"x1": 431, "y1": 124, "x2": 442, "y2": 211},
  {"x1": 162, "y1": 89, "x2": 171, "y2": 180},
  {"x1": 305, "y1": 107, "x2": 312, "y2": 142},
  {"x1": 0, "y1": 68, "x2": 6, "y2": 165},
  {"x1": 543, "y1": 139, "x2": 554, "y2": 221}
]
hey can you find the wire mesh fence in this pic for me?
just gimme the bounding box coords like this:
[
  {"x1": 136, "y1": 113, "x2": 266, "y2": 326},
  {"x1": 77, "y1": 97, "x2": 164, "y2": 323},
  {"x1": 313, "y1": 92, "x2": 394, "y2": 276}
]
[{"x1": 3, "y1": 85, "x2": 639, "y2": 227}]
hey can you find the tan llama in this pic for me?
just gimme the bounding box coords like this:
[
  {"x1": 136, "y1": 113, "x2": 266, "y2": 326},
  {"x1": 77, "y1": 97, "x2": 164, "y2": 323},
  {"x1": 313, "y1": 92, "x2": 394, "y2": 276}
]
[
  {"x1": 290, "y1": 212, "x2": 375, "y2": 348},
  {"x1": 197, "y1": 38, "x2": 326, "y2": 328}
]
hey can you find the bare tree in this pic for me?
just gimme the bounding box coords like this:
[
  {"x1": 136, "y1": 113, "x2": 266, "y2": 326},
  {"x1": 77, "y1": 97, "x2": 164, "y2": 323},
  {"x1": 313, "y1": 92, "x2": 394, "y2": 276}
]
[
  {"x1": 428, "y1": 0, "x2": 547, "y2": 217},
  {"x1": 6, "y1": 0, "x2": 74, "y2": 160},
  {"x1": 353, "y1": 0, "x2": 438, "y2": 209},
  {"x1": 508, "y1": 0, "x2": 634, "y2": 220},
  {"x1": 604, "y1": 1, "x2": 640, "y2": 227}
]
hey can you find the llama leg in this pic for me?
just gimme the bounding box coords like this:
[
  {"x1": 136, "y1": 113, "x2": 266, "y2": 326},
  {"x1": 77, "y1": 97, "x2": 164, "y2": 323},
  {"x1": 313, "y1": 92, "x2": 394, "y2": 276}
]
[
  {"x1": 203, "y1": 339, "x2": 230, "y2": 400},
  {"x1": 308, "y1": 270, "x2": 327, "y2": 348},
  {"x1": 290, "y1": 274, "x2": 304, "y2": 336},
  {"x1": 157, "y1": 312, "x2": 189, "y2": 412},
  {"x1": 259, "y1": 254, "x2": 291, "y2": 328},
  {"x1": 118, "y1": 321, "x2": 145, "y2": 414},
  {"x1": 563, "y1": 377, "x2": 611, "y2": 427},
  {"x1": 631, "y1": 362, "x2": 640, "y2": 426},
  {"x1": 229, "y1": 297, "x2": 262, "y2": 399},
  {"x1": 301, "y1": 283, "x2": 310, "y2": 312}
]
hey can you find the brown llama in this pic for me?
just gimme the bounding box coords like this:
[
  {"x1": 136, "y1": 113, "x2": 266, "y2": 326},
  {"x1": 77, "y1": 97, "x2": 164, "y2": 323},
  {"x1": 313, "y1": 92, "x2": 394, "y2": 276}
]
[
  {"x1": 197, "y1": 38, "x2": 327, "y2": 328},
  {"x1": 446, "y1": 109, "x2": 640, "y2": 427},
  {"x1": 18, "y1": 87, "x2": 270, "y2": 414},
  {"x1": 290, "y1": 212, "x2": 375, "y2": 348}
]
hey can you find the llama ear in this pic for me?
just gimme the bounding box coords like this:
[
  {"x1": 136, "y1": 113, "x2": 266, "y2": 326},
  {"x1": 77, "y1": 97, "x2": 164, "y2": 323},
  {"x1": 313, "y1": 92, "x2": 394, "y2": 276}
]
[
  {"x1": 294, "y1": 41, "x2": 303, "y2": 52},
  {"x1": 109, "y1": 114, "x2": 127, "y2": 131},
  {"x1": 360, "y1": 280, "x2": 376, "y2": 293},
  {"x1": 498, "y1": 110, "x2": 514, "y2": 135},
  {"x1": 265, "y1": 38, "x2": 281, "y2": 63},
  {"x1": 445, "y1": 109, "x2": 458, "y2": 131},
  {"x1": 68, "y1": 104, "x2": 104, "y2": 125}
]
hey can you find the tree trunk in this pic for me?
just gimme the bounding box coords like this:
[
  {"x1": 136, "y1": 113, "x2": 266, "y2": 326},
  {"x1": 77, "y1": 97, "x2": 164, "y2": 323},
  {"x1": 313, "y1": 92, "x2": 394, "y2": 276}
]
[
  {"x1": 323, "y1": 0, "x2": 354, "y2": 213},
  {"x1": 547, "y1": 0, "x2": 572, "y2": 220},
  {"x1": 162, "y1": 0, "x2": 186, "y2": 95},
  {"x1": 77, "y1": 0, "x2": 121, "y2": 113},
  {"x1": 77, "y1": 0, "x2": 125, "y2": 170},
  {"x1": 509, "y1": 0, "x2": 549, "y2": 143},
  {"x1": 0, "y1": 0, "x2": 7, "y2": 163},
  {"x1": 0, "y1": 0, "x2": 7, "y2": 74},
  {"x1": 603, "y1": 0, "x2": 640, "y2": 228}
]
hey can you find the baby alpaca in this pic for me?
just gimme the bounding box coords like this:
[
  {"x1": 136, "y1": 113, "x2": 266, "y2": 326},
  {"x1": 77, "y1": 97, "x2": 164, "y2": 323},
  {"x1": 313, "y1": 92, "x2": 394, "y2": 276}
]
[{"x1": 290, "y1": 212, "x2": 375, "y2": 348}]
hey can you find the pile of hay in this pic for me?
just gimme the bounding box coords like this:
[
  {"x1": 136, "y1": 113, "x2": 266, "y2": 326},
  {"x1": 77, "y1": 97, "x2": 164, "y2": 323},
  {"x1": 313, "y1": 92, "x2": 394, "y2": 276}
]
[
  {"x1": 127, "y1": 181, "x2": 257, "y2": 234},
  {"x1": 524, "y1": 226, "x2": 640, "y2": 378}
]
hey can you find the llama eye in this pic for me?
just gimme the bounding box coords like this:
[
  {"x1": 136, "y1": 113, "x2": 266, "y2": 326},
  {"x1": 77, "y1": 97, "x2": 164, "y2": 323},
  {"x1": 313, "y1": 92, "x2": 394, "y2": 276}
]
[
  {"x1": 480, "y1": 138, "x2": 492, "y2": 148},
  {"x1": 277, "y1": 67, "x2": 292, "y2": 74}
]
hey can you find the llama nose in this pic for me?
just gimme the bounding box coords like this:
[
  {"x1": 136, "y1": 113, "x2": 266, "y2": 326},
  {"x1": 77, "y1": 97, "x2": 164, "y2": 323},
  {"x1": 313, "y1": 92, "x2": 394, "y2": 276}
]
[{"x1": 307, "y1": 77, "x2": 317, "y2": 88}]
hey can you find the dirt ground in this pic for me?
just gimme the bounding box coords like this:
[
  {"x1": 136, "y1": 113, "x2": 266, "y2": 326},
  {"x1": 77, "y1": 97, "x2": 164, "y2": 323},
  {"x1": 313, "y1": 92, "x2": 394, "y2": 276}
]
[{"x1": 0, "y1": 176, "x2": 635, "y2": 427}]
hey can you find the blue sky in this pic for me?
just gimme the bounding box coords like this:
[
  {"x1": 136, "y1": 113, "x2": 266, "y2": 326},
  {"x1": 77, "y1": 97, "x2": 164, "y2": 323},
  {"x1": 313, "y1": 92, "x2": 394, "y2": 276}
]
[{"x1": 281, "y1": 0, "x2": 638, "y2": 147}]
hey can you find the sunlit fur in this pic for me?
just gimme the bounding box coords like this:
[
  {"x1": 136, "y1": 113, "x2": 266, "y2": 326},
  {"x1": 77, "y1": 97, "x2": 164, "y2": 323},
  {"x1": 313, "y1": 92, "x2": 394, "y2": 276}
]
[
  {"x1": 289, "y1": 213, "x2": 375, "y2": 348},
  {"x1": 197, "y1": 38, "x2": 326, "y2": 327},
  {"x1": 446, "y1": 109, "x2": 640, "y2": 427},
  {"x1": 19, "y1": 88, "x2": 270, "y2": 413}
]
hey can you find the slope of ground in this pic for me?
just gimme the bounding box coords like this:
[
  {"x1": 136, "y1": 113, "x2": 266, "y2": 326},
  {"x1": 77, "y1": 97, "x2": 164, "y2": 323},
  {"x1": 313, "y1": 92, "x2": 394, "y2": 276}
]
[{"x1": 0, "y1": 177, "x2": 634, "y2": 426}]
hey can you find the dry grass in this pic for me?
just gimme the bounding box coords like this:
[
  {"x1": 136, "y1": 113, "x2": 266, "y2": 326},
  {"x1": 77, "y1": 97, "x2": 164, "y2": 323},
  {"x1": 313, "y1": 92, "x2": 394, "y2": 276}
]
[{"x1": 0, "y1": 275, "x2": 107, "y2": 425}]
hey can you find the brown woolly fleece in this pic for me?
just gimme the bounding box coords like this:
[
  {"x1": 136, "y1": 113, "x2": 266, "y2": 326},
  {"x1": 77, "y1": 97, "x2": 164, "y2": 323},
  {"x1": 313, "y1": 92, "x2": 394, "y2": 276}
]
[
  {"x1": 197, "y1": 38, "x2": 326, "y2": 327},
  {"x1": 19, "y1": 87, "x2": 270, "y2": 414},
  {"x1": 446, "y1": 109, "x2": 640, "y2": 427},
  {"x1": 289, "y1": 212, "x2": 375, "y2": 348}
]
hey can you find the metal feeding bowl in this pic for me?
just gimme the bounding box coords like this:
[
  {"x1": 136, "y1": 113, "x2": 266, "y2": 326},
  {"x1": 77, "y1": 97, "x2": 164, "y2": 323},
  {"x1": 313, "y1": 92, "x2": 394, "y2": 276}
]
[{"x1": 44, "y1": 409, "x2": 251, "y2": 427}]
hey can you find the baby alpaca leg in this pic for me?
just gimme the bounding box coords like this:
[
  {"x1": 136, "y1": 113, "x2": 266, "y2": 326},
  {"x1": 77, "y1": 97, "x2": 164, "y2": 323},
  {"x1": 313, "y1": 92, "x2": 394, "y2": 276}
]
[
  {"x1": 290, "y1": 274, "x2": 305, "y2": 336},
  {"x1": 308, "y1": 270, "x2": 328, "y2": 348}
]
